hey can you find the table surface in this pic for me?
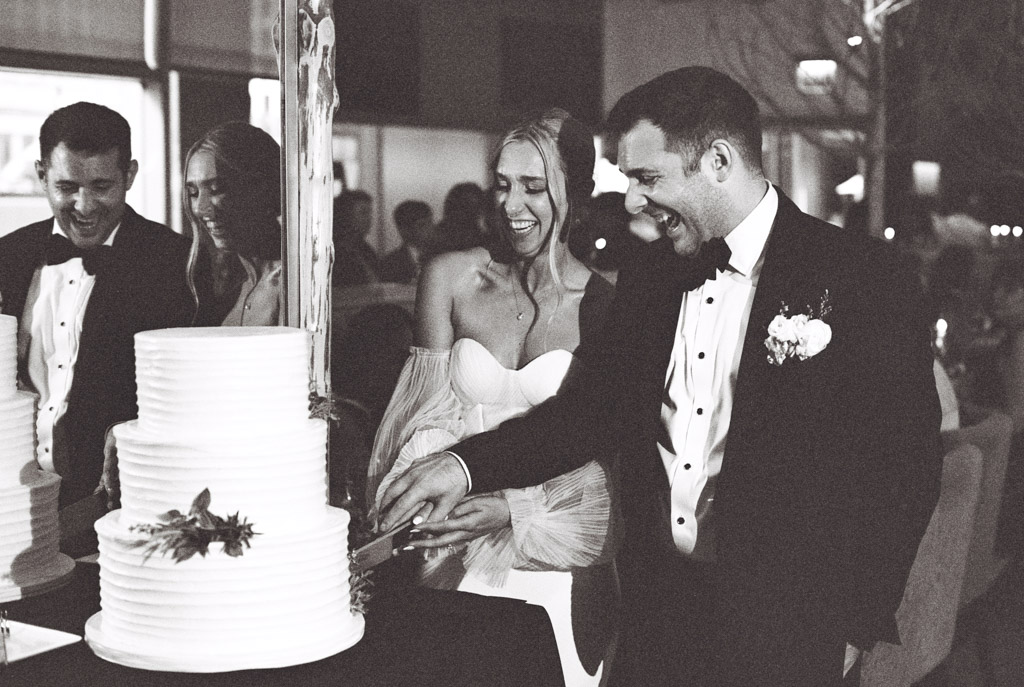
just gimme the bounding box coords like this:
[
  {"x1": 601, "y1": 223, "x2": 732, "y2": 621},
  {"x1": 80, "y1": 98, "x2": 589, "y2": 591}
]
[{"x1": 2, "y1": 561, "x2": 565, "y2": 687}]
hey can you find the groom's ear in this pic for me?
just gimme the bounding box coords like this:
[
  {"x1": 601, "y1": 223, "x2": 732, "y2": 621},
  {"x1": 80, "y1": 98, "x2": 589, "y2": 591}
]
[{"x1": 706, "y1": 139, "x2": 734, "y2": 183}]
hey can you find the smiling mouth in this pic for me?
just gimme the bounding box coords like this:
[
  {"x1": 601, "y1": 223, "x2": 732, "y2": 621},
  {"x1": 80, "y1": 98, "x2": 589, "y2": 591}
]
[
  {"x1": 507, "y1": 219, "x2": 537, "y2": 234},
  {"x1": 71, "y1": 216, "x2": 99, "y2": 230},
  {"x1": 644, "y1": 207, "x2": 681, "y2": 234}
]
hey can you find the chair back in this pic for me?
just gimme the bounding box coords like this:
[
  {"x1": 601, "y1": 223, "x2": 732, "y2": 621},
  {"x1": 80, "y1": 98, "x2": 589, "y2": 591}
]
[
  {"x1": 942, "y1": 408, "x2": 1014, "y2": 608},
  {"x1": 860, "y1": 442, "x2": 984, "y2": 687}
]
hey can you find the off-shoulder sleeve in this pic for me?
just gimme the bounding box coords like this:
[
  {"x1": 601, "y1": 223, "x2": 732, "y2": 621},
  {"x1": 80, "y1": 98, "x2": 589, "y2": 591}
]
[
  {"x1": 505, "y1": 460, "x2": 615, "y2": 569},
  {"x1": 459, "y1": 460, "x2": 617, "y2": 586},
  {"x1": 366, "y1": 346, "x2": 464, "y2": 517}
]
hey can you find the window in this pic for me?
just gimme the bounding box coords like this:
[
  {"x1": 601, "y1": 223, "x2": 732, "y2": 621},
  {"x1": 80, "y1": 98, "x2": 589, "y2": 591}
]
[{"x1": 0, "y1": 68, "x2": 156, "y2": 237}]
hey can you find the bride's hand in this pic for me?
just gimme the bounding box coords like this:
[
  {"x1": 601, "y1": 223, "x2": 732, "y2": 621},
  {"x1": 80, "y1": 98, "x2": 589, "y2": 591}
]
[{"x1": 406, "y1": 494, "x2": 511, "y2": 548}]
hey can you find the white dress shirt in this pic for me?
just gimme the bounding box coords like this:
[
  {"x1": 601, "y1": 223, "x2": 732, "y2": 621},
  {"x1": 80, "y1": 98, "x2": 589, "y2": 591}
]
[
  {"x1": 658, "y1": 184, "x2": 777, "y2": 561},
  {"x1": 18, "y1": 221, "x2": 119, "y2": 474}
]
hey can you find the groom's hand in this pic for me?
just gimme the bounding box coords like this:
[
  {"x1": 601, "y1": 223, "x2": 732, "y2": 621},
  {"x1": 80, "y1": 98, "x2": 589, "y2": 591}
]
[{"x1": 379, "y1": 451, "x2": 469, "y2": 531}]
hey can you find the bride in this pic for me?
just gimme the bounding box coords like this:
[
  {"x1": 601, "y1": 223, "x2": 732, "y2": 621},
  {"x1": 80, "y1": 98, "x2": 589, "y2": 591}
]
[{"x1": 367, "y1": 108, "x2": 618, "y2": 686}]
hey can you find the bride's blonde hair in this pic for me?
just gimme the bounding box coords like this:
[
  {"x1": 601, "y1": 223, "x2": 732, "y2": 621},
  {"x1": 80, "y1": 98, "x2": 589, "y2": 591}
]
[{"x1": 491, "y1": 108, "x2": 596, "y2": 332}]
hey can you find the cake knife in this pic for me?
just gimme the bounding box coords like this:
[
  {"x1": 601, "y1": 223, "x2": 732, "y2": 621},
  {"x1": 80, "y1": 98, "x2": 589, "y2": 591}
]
[{"x1": 349, "y1": 520, "x2": 414, "y2": 574}]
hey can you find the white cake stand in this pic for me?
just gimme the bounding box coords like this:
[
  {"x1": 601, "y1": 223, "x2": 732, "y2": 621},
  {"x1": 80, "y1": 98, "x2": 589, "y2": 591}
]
[
  {"x1": 0, "y1": 553, "x2": 76, "y2": 603},
  {"x1": 84, "y1": 610, "x2": 365, "y2": 672}
]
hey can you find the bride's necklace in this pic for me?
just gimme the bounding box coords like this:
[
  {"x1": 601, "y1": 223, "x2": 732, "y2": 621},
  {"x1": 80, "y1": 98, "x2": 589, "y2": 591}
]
[{"x1": 510, "y1": 272, "x2": 525, "y2": 321}]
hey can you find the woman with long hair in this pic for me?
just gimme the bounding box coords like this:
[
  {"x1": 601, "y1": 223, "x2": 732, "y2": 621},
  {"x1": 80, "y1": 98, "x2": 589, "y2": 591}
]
[
  {"x1": 183, "y1": 121, "x2": 282, "y2": 326},
  {"x1": 367, "y1": 108, "x2": 617, "y2": 686}
]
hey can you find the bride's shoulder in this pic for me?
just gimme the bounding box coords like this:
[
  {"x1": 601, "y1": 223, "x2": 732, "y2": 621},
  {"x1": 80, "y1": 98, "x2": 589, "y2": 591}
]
[
  {"x1": 423, "y1": 247, "x2": 490, "y2": 277},
  {"x1": 419, "y1": 247, "x2": 492, "y2": 296}
]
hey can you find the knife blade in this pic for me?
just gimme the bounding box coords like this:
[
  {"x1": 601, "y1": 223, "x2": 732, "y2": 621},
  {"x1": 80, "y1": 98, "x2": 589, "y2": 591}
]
[{"x1": 349, "y1": 520, "x2": 414, "y2": 574}]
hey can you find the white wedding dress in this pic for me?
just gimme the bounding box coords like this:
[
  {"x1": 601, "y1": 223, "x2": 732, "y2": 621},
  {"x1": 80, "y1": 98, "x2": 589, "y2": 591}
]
[{"x1": 369, "y1": 338, "x2": 617, "y2": 687}]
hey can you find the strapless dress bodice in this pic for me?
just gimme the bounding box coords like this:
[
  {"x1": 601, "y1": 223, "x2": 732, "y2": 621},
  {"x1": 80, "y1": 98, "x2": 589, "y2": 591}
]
[{"x1": 450, "y1": 338, "x2": 572, "y2": 432}]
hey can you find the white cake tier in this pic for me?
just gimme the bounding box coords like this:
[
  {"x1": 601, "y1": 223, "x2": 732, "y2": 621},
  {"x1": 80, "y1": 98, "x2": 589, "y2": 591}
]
[
  {"x1": 0, "y1": 314, "x2": 17, "y2": 395},
  {"x1": 0, "y1": 392, "x2": 38, "y2": 485},
  {"x1": 0, "y1": 470, "x2": 64, "y2": 589},
  {"x1": 90, "y1": 507, "x2": 362, "y2": 670},
  {"x1": 114, "y1": 418, "x2": 329, "y2": 527},
  {"x1": 134, "y1": 327, "x2": 312, "y2": 437}
]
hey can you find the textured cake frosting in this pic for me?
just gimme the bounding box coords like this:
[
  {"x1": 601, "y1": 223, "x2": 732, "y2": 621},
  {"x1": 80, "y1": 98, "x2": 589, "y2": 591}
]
[
  {"x1": 113, "y1": 419, "x2": 329, "y2": 528},
  {"x1": 0, "y1": 314, "x2": 74, "y2": 601},
  {"x1": 87, "y1": 326, "x2": 363, "y2": 671},
  {"x1": 134, "y1": 327, "x2": 311, "y2": 436},
  {"x1": 93, "y1": 509, "x2": 354, "y2": 666}
]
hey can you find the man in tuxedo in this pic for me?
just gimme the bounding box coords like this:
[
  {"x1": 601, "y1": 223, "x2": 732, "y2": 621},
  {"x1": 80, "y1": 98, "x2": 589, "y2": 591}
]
[
  {"x1": 379, "y1": 67, "x2": 942, "y2": 685},
  {"x1": 0, "y1": 102, "x2": 194, "y2": 511}
]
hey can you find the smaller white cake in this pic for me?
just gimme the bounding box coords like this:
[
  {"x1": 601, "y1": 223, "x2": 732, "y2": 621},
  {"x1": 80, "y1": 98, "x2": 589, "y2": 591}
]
[{"x1": 0, "y1": 314, "x2": 75, "y2": 602}]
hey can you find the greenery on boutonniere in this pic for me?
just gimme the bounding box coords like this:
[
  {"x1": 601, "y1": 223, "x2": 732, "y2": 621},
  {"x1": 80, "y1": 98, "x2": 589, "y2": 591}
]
[{"x1": 130, "y1": 488, "x2": 259, "y2": 563}]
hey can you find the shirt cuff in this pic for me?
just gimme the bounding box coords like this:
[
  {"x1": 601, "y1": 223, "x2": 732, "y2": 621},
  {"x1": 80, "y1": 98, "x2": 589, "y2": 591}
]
[{"x1": 443, "y1": 450, "x2": 472, "y2": 493}]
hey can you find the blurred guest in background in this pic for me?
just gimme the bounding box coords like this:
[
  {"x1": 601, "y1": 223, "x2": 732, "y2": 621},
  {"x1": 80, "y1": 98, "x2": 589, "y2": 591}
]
[
  {"x1": 183, "y1": 121, "x2": 282, "y2": 326},
  {"x1": 368, "y1": 108, "x2": 617, "y2": 687},
  {"x1": 928, "y1": 244, "x2": 993, "y2": 404},
  {"x1": 379, "y1": 199, "x2": 434, "y2": 284},
  {"x1": 570, "y1": 191, "x2": 645, "y2": 284},
  {"x1": 0, "y1": 102, "x2": 194, "y2": 512},
  {"x1": 433, "y1": 181, "x2": 489, "y2": 253},
  {"x1": 333, "y1": 189, "x2": 381, "y2": 286},
  {"x1": 991, "y1": 254, "x2": 1024, "y2": 556},
  {"x1": 992, "y1": 256, "x2": 1024, "y2": 430},
  {"x1": 890, "y1": 198, "x2": 941, "y2": 291},
  {"x1": 329, "y1": 303, "x2": 415, "y2": 510}
]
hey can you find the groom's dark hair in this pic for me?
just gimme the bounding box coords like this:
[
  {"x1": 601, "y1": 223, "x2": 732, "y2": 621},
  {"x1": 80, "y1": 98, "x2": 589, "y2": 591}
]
[
  {"x1": 605, "y1": 66, "x2": 763, "y2": 174},
  {"x1": 39, "y1": 102, "x2": 133, "y2": 173}
]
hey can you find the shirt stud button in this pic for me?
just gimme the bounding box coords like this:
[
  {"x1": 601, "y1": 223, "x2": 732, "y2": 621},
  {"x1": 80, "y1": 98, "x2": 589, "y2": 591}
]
[
  {"x1": 676, "y1": 516, "x2": 685, "y2": 525},
  {"x1": 698, "y1": 352, "x2": 705, "y2": 359},
  {"x1": 696, "y1": 408, "x2": 704, "y2": 415},
  {"x1": 684, "y1": 463, "x2": 691, "y2": 470},
  {"x1": 706, "y1": 297, "x2": 714, "y2": 304}
]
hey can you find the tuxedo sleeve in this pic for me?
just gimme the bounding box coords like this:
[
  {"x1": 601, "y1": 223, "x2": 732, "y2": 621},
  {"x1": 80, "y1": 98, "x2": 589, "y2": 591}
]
[{"x1": 454, "y1": 272, "x2": 632, "y2": 494}]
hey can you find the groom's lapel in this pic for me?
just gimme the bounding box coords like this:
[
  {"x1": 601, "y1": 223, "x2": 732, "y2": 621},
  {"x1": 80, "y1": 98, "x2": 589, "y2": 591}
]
[{"x1": 729, "y1": 193, "x2": 814, "y2": 447}]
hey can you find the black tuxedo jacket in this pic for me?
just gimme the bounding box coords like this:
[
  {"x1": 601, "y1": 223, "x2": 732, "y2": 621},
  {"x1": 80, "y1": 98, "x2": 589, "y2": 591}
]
[
  {"x1": 0, "y1": 207, "x2": 194, "y2": 505},
  {"x1": 455, "y1": 191, "x2": 943, "y2": 679}
]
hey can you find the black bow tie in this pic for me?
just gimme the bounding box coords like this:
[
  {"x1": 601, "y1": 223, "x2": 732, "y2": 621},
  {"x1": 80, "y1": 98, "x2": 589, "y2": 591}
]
[
  {"x1": 676, "y1": 237, "x2": 732, "y2": 291},
  {"x1": 45, "y1": 234, "x2": 114, "y2": 276}
]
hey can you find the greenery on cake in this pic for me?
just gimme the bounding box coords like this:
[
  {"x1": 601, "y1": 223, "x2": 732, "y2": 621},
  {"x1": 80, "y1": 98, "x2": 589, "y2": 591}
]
[
  {"x1": 129, "y1": 488, "x2": 259, "y2": 563},
  {"x1": 311, "y1": 391, "x2": 376, "y2": 615}
]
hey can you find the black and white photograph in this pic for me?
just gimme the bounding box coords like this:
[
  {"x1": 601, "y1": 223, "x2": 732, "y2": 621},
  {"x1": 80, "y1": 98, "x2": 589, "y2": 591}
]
[{"x1": 1, "y1": 1, "x2": 1022, "y2": 685}]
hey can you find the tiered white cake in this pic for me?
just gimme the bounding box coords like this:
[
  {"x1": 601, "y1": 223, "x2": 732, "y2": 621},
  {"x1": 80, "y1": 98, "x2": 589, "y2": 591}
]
[
  {"x1": 85, "y1": 327, "x2": 363, "y2": 672},
  {"x1": 0, "y1": 314, "x2": 75, "y2": 602}
]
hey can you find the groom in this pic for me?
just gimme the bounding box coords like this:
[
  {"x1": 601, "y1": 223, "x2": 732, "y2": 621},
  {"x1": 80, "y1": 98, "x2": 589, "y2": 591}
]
[{"x1": 380, "y1": 67, "x2": 943, "y2": 686}]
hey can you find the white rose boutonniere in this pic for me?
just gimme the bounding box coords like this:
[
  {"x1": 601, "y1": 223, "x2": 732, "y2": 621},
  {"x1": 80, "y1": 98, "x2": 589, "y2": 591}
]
[{"x1": 765, "y1": 290, "x2": 833, "y2": 366}]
